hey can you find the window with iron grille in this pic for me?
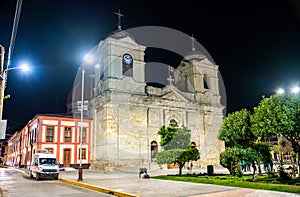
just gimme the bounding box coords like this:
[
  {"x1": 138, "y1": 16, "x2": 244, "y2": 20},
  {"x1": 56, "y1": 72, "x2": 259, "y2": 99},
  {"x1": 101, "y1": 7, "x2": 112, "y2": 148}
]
[
  {"x1": 78, "y1": 148, "x2": 86, "y2": 160},
  {"x1": 64, "y1": 127, "x2": 72, "y2": 142},
  {"x1": 46, "y1": 126, "x2": 54, "y2": 142},
  {"x1": 81, "y1": 128, "x2": 87, "y2": 143}
]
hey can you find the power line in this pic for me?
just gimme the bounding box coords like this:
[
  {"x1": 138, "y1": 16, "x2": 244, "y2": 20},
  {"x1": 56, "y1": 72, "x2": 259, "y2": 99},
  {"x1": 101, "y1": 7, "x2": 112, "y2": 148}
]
[
  {"x1": 7, "y1": 0, "x2": 23, "y2": 70},
  {"x1": 7, "y1": 119, "x2": 25, "y2": 126}
]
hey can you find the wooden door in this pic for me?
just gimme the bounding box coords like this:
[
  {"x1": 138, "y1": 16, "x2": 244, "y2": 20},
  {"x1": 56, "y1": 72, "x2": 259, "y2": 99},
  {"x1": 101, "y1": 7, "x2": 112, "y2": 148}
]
[{"x1": 63, "y1": 149, "x2": 71, "y2": 168}]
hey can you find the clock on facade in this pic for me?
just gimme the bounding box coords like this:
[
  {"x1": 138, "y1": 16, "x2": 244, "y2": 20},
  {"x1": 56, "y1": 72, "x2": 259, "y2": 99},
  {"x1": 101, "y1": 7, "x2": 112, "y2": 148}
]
[{"x1": 123, "y1": 54, "x2": 133, "y2": 64}]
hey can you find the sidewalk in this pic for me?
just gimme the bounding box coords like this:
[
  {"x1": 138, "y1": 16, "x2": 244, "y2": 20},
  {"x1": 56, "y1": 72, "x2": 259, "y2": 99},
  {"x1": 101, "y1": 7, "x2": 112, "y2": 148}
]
[{"x1": 57, "y1": 167, "x2": 300, "y2": 197}]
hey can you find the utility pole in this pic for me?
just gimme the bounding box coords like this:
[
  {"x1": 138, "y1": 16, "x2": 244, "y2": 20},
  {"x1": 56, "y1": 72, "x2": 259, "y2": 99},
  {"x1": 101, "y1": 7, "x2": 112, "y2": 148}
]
[
  {"x1": 0, "y1": 45, "x2": 5, "y2": 123},
  {"x1": 0, "y1": 45, "x2": 6, "y2": 140}
]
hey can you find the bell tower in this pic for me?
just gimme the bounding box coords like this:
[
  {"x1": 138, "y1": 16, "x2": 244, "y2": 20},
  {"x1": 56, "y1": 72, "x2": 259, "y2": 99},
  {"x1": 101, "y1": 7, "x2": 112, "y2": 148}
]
[
  {"x1": 91, "y1": 11, "x2": 149, "y2": 169},
  {"x1": 176, "y1": 37, "x2": 221, "y2": 105},
  {"x1": 93, "y1": 30, "x2": 147, "y2": 96}
]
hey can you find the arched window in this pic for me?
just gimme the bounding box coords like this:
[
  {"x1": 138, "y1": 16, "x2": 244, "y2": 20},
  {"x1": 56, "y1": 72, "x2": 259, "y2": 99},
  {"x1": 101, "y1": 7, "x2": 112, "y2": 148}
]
[
  {"x1": 191, "y1": 142, "x2": 196, "y2": 148},
  {"x1": 169, "y1": 119, "x2": 177, "y2": 127},
  {"x1": 151, "y1": 141, "x2": 158, "y2": 162},
  {"x1": 203, "y1": 74, "x2": 209, "y2": 89},
  {"x1": 122, "y1": 54, "x2": 133, "y2": 77}
]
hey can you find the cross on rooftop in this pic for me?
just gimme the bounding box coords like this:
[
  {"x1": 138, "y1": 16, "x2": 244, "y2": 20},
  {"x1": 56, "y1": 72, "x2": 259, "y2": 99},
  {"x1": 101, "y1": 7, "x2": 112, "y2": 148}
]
[
  {"x1": 167, "y1": 75, "x2": 174, "y2": 86},
  {"x1": 114, "y1": 9, "x2": 124, "y2": 30}
]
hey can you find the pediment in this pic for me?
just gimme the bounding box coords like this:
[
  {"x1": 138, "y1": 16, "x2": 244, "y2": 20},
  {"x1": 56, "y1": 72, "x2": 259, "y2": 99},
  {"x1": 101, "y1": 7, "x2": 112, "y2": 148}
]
[
  {"x1": 118, "y1": 36, "x2": 136, "y2": 44},
  {"x1": 161, "y1": 90, "x2": 189, "y2": 102},
  {"x1": 200, "y1": 57, "x2": 214, "y2": 65},
  {"x1": 107, "y1": 30, "x2": 137, "y2": 45}
]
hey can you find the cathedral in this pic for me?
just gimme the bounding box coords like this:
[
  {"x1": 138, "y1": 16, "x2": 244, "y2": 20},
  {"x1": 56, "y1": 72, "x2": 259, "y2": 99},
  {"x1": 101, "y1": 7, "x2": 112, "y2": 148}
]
[{"x1": 70, "y1": 16, "x2": 225, "y2": 171}]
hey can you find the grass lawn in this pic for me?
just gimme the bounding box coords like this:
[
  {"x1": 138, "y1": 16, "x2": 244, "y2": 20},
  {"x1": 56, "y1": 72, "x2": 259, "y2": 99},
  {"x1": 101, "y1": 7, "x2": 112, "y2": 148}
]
[{"x1": 153, "y1": 174, "x2": 300, "y2": 194}]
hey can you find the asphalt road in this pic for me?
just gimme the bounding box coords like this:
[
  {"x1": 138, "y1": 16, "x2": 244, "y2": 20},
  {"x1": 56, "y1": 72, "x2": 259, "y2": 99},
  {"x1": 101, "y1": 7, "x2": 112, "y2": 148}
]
[{"x1": 0, "y1": 167, "x2": 111, "y2": 197}]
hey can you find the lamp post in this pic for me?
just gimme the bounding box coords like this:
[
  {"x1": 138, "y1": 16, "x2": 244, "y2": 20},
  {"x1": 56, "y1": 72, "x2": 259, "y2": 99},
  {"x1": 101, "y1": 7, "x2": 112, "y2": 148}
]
[
  {"x1": 77, "y1": 53, "x2": 93, "y2": 181},
  {"x1": 0, "y1": 45, "x2": 5, "y2": 126},
  {"x1": 77, "y1": 65, "x2": 85, "y2": 181}
]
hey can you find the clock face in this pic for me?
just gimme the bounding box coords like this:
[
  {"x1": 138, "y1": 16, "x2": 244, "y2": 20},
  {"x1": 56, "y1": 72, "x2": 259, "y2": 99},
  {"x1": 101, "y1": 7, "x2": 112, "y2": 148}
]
[{"x1": 123, "y1": 54, "x2": 133, "y2": 64}]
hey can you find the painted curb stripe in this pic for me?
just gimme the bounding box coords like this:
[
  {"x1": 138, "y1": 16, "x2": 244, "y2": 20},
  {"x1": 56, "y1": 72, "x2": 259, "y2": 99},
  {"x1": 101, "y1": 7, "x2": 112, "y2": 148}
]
[{"x1": 59, "y1": 178, "x2": 139, "y2": 197}]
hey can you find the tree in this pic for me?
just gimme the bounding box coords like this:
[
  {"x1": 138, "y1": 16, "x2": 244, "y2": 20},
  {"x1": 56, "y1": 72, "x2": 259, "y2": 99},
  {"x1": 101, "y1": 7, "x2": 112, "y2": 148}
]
[
  {"x1": 219, "y1": 146, "x2": 244, "y2": 176},
  {"x1": 156, "y1": 124, "x2": 200, "y2": 175},
  {"x1": 251, "y1": 94, "x2": 300, "y2": 176},
  {"x1": 219, "y1": 109, "x2": 272, "y2": 178},
  {"x1": 219, "y1": 109, "x2": 255, "y2": 147}
]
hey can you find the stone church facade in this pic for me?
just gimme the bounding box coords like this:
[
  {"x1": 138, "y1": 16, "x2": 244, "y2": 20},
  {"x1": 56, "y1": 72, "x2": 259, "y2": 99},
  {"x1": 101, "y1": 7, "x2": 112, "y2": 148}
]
[{"x1": 74, "y1": 29, "x2": 225, "y2": 171}]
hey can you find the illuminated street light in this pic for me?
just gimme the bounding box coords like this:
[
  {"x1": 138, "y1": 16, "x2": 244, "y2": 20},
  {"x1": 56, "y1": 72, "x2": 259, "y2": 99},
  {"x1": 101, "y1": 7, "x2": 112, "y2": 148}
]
[
  {"x1": 0, "y1": 45, "x2": 31, "y2": 139},
  {"x1": 0, "y1": 63, "x2": 31, "y2": 81},
  {"x1": 0, "y1": 63, "x2": 30, "y2": 134},
  {"x1": 276, "y1": 88, "x2": 285, "y2": 95},
  {"x1": 276, "y1": 86, "x2": 300, "y2": 95},
  {"x1": 19, "y1": 63, "x2": 30, "y2": 72},
  {"x1": 291, "y1": 86, "x2": 300, "y2": 94}
]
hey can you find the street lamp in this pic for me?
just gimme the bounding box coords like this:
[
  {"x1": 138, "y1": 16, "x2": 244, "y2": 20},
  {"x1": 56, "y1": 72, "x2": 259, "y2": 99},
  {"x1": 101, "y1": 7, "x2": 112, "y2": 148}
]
[
  {"x1": 291, "y1": 86, "x2": 300, "y2": 94},
  {"x1": 276, "y1": 88, "x2": 285, "y2": 95},
  {"x1": 0, "y1": 63, "x2": 30, "y2": 139},
  {"x1": 0, "y1": 63, "x2": 29, "y2": 139},
  {"x1": 77, "y1": 53, "x2": 93, "y2": 181},
  {"x1": 276, "y1": 86, "x2": 300, "y2": 95}
]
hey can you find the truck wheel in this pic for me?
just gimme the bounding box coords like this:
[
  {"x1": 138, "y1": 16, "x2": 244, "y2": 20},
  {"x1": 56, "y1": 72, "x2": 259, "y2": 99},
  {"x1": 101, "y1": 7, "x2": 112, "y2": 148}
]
[{"x1": 29, "y1": 171, "x2": 33, "y2": 179}]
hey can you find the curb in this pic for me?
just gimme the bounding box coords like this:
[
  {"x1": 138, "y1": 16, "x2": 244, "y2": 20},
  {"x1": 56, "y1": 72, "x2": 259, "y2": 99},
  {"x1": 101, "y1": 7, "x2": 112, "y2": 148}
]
[
  {"x1": 58, "y1": 178, "x2": 139, "y2": 197},
  {"x1": 0, "y1": 165, "x2": 9, "y2": 168}
]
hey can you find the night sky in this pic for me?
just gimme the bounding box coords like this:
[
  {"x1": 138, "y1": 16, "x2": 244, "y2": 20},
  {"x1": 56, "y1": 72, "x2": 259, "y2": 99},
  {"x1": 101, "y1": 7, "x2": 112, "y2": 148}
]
[{"x1": 1, "y1": 0, "x2": 300, "y2": 134}]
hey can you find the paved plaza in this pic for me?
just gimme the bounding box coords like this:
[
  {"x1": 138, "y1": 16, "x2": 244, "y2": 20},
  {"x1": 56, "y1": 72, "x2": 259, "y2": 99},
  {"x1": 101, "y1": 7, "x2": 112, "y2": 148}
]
[{"x1": 55, "y1": 167, "x2": 300, "y2": 197}]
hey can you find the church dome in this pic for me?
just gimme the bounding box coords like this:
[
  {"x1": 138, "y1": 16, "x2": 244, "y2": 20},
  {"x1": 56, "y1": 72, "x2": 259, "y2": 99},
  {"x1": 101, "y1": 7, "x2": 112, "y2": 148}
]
[{"x1": 66, "y1": 75, "x2": 94, "y2": 114}]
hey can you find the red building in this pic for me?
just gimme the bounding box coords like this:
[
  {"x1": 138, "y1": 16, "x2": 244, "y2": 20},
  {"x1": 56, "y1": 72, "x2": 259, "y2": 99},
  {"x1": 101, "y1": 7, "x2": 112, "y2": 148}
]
[{"x1": 6, "y1": 114, "x2": 92, "y2": 169}]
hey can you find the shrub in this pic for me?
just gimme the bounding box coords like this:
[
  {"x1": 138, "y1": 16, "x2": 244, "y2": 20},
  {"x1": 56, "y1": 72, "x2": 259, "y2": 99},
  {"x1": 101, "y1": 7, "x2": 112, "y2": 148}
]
[
  {"x1": 277, "y1": 166, "x2": 291, "y2": 181},
  {"x1": 266, "y1": 169, "x2": 277, "y2": 178}
]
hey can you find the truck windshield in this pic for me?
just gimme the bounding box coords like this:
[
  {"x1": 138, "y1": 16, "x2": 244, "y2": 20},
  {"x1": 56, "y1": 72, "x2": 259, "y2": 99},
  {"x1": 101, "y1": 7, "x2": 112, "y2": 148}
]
[{"x1": 39, "y1": 158, "x2": 57, "y2": 165}]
